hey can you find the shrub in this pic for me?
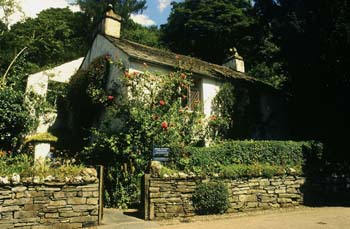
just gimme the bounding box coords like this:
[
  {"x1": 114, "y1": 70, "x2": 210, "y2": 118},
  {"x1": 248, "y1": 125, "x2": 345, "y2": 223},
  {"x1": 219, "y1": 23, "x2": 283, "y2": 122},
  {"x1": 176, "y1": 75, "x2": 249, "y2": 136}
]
[
  {"x1": 192, "y1": 182, "x2": 230, "y2": 215},
  {"x1": 0, "y1": 153, "x2": 85, "y2": 178},
  {"x1": 220, "y1": 164, "x2": 289, "y2": 179},
  {"x1": 179, "y1": 140, "x2": 322, "y2": 175}
]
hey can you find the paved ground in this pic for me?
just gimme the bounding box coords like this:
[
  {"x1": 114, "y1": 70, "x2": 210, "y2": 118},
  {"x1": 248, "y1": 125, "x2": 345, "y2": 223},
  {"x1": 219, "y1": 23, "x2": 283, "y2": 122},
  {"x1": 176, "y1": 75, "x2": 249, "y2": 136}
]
[
  {"x1": 97, "y1": 208, "x2": 160, "y2": 229},
  {"x1": 98, "y1": 207, "x2": 350, "y2": 229}
]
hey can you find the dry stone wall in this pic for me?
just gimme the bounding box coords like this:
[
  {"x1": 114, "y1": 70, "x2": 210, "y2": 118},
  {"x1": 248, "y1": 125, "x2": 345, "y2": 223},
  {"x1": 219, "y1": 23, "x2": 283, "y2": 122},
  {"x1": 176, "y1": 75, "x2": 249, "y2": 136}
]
[
  {"x1": 143, "y1": 175, "x2": 305, "y2": 220},
  {"x1": 0, "y1": 172, "x2": 99, "y2": 228}
]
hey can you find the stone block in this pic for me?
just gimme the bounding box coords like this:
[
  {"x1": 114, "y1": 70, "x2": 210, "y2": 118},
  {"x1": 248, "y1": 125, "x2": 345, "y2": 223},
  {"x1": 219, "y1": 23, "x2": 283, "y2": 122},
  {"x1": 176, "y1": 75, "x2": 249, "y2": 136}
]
[
  {"x1": 72, "y1": 204, "x2": 95, "y2": 211},
  {"x1": 167, "y1": 205, "x2": 184, "y2": 213},
  {"x1": 86, "y1": 198, "x2": 98, "y2": 205},
  {"x1": 239, "y1": 195, "x2": 257, "y2": 202},
  {"x1": 275, "y1": 188, "x2": 286, "y2": 194},
  {"x1": 14, "y1": 211, "x2": 36, "y2": 218},
  {"x1": 0, "y1": 205, "x2": 20, "y2": 212},
  {"x1": 49, "y1": 200, "x2": 67, "y2": 206},
  {"x1": 277, "y1": 198, "x2": 292, "y2": 203},
  {"x1": 149, "y1": 187, "x2": 160, "y2": 193},
  {"x1": 45, "y1": 213, "x2": 59, "y2": 218},
  {"x1": 167, "y1": 198, "x2": 182, "y2": 203},
  {"x1": 3, "y1": 198, "x2": 32, "y2": 206},
  {"x1": 259, "y1": 179, "x2": 270, "y2": 186},
  {"x1": 59, "y1": 212, "x2": 81, "y2": 217},
  {"x1": 67, "y1": 197, "x2": 86, "y2": 205},
  {"x1": 53, "y1": 192, "x2": 66, "y2": 199},
  {"x1": 11, "y1": 187, "x2": 27, "y2": 192},
  {"x1": 246, "y1": 202, "x2": 258, "y2": 208}
]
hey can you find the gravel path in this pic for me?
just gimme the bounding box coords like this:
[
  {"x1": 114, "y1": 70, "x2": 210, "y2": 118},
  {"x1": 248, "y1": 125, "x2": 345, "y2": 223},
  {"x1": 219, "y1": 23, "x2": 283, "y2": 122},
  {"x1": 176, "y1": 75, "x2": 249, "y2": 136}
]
[{"x1": 159, "y1": 207, "x2": 350, "y2": 229}]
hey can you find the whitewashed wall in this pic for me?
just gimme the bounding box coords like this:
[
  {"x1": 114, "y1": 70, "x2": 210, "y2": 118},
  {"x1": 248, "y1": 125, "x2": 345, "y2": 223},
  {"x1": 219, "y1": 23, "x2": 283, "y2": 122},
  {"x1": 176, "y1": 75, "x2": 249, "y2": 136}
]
[{"x1": 202, "y1": 78, "x2": 222, "y2": 117}]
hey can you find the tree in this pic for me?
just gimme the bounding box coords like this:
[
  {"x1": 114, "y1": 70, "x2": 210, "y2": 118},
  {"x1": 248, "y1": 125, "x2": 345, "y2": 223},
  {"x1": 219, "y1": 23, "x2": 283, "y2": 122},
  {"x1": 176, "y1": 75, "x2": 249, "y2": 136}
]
[
  {"x1": 254, "y1": 0, "x2": 350, "y2": 164},
  {"x1": 77, "y1": 0, "x2": 146, "y2": 23},
  {"x1": 0, "y1": 0, "x2": 22, "y2": 27},
  {"x1": 161, "y1": 0, "x2": 254, "y2": 64},
  {"x1": 122, "y1": 20, "x2": 164, "y2": 48},
  {"x1": 0, "y1": 8, "x2": 89, "y2": 72}
]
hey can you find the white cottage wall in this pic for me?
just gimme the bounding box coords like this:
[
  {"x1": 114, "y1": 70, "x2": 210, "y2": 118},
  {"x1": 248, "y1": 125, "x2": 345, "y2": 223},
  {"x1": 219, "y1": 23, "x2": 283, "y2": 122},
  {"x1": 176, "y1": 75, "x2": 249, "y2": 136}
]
[{"x1": 202, "y1": 78, "x2": 222, "y2": 117}]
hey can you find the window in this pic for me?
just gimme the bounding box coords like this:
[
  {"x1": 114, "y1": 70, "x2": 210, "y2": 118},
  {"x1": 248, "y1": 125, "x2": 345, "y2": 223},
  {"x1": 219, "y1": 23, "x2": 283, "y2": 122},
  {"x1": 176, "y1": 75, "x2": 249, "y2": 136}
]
[{"x1": 188, "y1": 78, "x2": 201, "y2": 110}]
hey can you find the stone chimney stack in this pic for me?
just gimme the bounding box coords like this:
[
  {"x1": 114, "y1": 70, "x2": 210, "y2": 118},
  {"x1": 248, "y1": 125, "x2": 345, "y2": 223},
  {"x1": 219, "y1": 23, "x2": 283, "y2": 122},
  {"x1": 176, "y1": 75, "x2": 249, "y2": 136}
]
[
  {"x1": 223, "y1": 48, "x2": 245, "y2": 73},
  {"x1": 97, "y1": 4, "x2": 121, "y2": 39}
]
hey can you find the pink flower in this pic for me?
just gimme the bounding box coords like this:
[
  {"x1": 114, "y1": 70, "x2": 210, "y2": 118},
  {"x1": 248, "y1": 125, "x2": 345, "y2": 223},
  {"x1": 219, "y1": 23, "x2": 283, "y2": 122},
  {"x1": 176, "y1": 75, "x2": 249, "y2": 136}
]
[
  {"x1": 107, "y1": 95, "x2": 114, "y2": 101},
  {"x1": 181, "y1": 73, "x2": 186, "y2": 79},
  {"x1": 159, "y1": 100, "x2": 166, "y2": 106}
]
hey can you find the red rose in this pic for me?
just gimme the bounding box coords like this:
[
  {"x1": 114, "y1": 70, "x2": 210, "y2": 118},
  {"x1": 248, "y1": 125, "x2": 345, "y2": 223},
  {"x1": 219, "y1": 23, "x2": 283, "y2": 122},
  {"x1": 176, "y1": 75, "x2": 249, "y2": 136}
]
[
  {"x1": 161, "y1": 121, "x2": 168, "y2": 130},
  {"x1": 107, "y1": 95, "x2": 114, "y2": 101},
  {"x1": 159, "y1": 100, "x2": 165, "y2": 106},
  {"x1": 210, "y1": 115, "x2": 217, "y2": 121}
]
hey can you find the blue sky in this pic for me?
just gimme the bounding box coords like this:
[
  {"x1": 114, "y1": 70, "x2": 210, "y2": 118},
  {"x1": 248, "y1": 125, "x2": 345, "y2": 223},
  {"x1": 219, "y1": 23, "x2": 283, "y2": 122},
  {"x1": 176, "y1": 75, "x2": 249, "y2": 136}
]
[{"x1": 130, "y1": 0, "x2": 182, "y2": 26}]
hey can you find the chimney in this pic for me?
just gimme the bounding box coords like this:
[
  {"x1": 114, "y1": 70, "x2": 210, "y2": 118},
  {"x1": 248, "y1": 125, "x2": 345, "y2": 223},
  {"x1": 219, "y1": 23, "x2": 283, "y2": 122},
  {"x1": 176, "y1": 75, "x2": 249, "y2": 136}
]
[
  {"x1": 223, "y1": 48, "x2": 245, "y2": 73},
  {"x1": 97, "y1": 4, "x2": 121, "y2": 39}
]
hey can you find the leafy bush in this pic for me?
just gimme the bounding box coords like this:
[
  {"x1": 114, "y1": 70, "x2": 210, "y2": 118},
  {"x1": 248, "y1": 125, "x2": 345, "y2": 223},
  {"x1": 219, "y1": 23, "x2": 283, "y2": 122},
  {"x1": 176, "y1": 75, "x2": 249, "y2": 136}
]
[
  {"x1": 220, "y1": 164, "x2": 289, "y2": 179},
  {"x1": 209, "y1": 83, "x2": 259, "y2": 140},
  {"x1": 175, "y1": 140, "x2": 322, "y2": 175},
  {"x1": 72, "y1": 56, "x2": 205, "y2": 208},
  {"x1": 192, "y1": 182, "x2": 230, "y2": 215},
  {"x1": 0, "y1": 87, "x2": 37, "y2": 150},
  {"x1": 0, "y1": 153, "x2": 84, "y2": 178}
]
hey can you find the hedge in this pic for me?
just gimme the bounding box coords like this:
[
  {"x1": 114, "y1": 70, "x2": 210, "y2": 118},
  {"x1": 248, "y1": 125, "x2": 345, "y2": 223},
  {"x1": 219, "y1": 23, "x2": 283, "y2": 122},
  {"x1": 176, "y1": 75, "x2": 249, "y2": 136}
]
[{"x1": 170, "y1": 140, "x2": 323, "y2": 175}]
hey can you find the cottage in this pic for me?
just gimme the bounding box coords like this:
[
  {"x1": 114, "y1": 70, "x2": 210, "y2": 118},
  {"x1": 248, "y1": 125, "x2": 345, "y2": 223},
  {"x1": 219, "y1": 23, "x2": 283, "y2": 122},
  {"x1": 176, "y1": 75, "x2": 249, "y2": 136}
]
[
  {"x1": 26, "y1": 6, "x2": 289, "y2": 160},
  {"x1": 81, "y1": 6, "x2": 289, "y2": 136}
]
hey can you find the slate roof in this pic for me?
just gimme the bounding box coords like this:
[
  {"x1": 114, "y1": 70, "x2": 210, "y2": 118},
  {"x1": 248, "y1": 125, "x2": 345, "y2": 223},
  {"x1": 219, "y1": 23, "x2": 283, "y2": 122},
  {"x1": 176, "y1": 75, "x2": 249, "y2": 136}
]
[{"x1": 104, "y1": 35, "x2": 277, "y2": 91}]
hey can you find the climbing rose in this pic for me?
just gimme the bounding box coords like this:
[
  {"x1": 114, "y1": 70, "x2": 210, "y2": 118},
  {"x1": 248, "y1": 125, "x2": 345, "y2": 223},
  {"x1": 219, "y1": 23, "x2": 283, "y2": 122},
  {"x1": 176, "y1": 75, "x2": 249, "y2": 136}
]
[
  {"x1": 210, "y1": 115, "x2": 217, "y2": 121},
  {"x1": 159, "y1": 100, "x2": 165, "y2": 106},
  {"x1": 161, "y1": 121, "x2": 168, "y2": 130},
  {"x1": 107, "y1": 95, "x2": 114, "y2": 101}
]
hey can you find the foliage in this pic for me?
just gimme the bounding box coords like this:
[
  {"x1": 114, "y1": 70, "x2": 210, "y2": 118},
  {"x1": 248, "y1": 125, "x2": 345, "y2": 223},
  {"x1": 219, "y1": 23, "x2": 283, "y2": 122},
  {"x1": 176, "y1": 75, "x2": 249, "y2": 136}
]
[
  {"x1": 0, "y1": 0, "x2": 22, "y2": 26},
  {"x1": 77, "y1": 0, "x2": 146, "y2": 23},
  {"x1": 122, "y1": 20, "x2": 164, "y2": 49},
  {"x1": 192, "y1": 182, "x2": 230, "y2": 215},
  {"x1": 74, "y1": 57, "x2": 204, "y2": 207},
  {"x1": 253, "y1": 0, "x2": 350, "y2": 165},
  {"x1": 162, "y1": 0, "x2": 254, "y2": 64},
  {"x1": 220, "y1": 163, "x2": 292, "y2": 179},
  {"x1": 169, "y1": 140, "x2": 322, "y2": 175},
  {"x1": 0, "y1": 87, "x2": 37, "y2": 151},
  {"x1": 161, "y1": 0, "x2": 287, "y2": 88},
  {"x1": 46, "y1": 81, "x2": 69, "y2": 108},
  {"x1": 0, "y1": 8, "x2": 89, "y2": 73},
  {"x1": 0, "y1": 153, "x2": 85, "y2": 178},
  {"x1": 66, "y1": 56, "x2": 112, "y2": 150},
  {"x1": 209, "y1": 83, "x2": 258, "y2": 140},
  {"x1": 24, "y1": 132, "x2": 58, "y2": 145}
]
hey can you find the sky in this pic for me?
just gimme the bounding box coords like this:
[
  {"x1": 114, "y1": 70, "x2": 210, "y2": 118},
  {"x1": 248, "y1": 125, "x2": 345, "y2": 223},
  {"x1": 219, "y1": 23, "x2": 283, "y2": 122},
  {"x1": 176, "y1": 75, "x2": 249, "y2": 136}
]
[{"x1": 1, "y1": 0, "x2": 182, "y2": 27}]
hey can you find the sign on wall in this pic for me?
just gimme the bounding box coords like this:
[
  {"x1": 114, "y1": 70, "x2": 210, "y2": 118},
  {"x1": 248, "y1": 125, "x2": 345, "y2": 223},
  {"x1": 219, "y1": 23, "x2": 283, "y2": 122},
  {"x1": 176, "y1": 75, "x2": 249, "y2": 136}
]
[{"x1": 152, "y1": 148, "x2": 170, "y2": 162}]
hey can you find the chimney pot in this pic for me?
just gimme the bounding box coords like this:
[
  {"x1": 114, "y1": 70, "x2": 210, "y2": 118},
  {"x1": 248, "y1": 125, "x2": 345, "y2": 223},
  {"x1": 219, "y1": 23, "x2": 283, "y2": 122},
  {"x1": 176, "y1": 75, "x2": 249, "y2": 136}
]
[
  {"x1": 97, "y1": 6, "x2": 121, "y2": 39},
  {"x1": 223, "y1": 48, "x2": 245, "y2": 73}
]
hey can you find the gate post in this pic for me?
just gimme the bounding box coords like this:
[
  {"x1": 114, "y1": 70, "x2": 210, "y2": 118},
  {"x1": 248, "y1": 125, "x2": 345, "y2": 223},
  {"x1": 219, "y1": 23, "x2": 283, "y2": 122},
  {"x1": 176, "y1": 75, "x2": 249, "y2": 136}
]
[
  {"x1": 97, "y1": 165, "x2": 104, "y2": 225},
  {"x1": 141, "y1": 174, "x2": 150, "y2": 220}
]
